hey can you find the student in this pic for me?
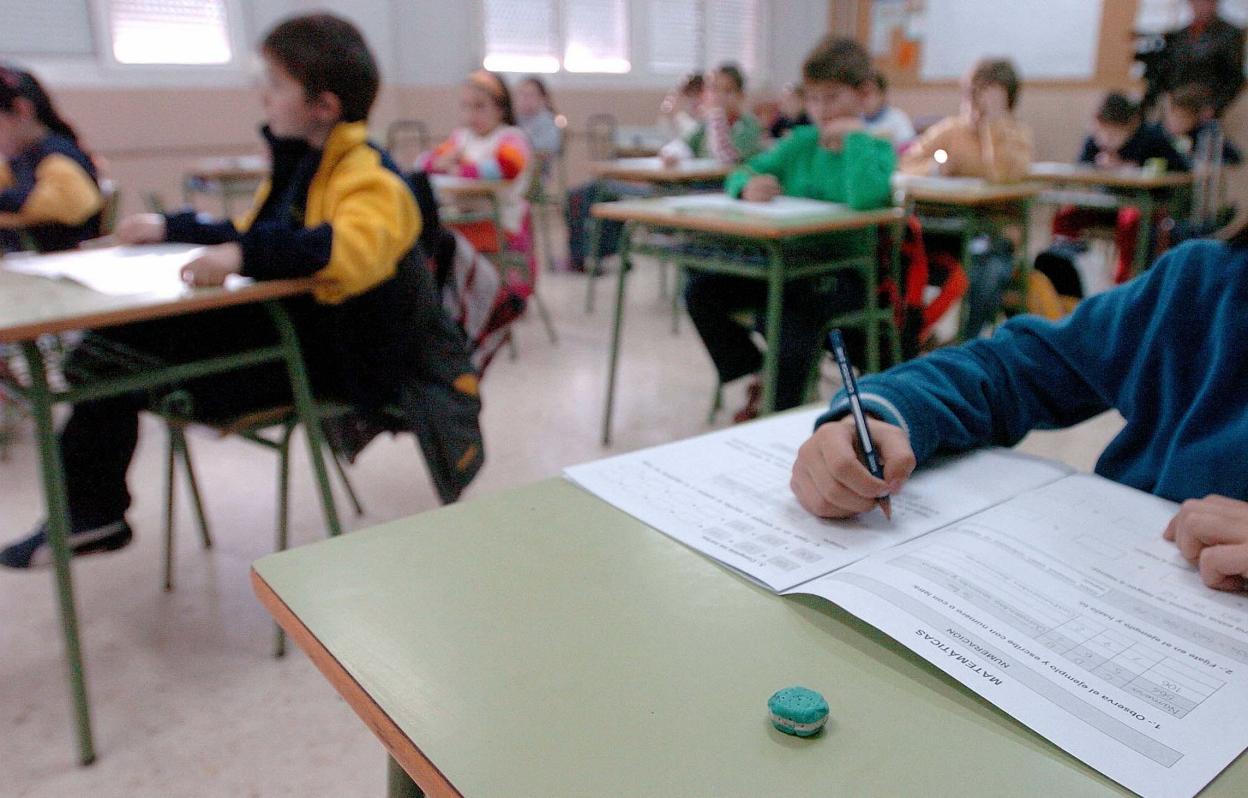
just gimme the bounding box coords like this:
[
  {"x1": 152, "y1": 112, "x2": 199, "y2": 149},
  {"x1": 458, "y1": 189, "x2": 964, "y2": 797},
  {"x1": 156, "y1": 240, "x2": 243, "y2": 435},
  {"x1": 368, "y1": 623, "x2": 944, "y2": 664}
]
[
  {"x1": 861, "y1": 71, "x2": 915, "y2": 147},
  {"x1": 901, "y1": 58, "x2": 1033, "y2": 338},
  {"x1": 1053, "y1": 93, "x2": 1188, "y2": 285},
  {"x1": 563, "y1": 66, "x2": 761, "y2": 273},
  {"x1": 1164, "y1": 83, "x2": 1242, "y2": 167},
  {"x1": 417, "y1": 70, "x2": 536, "y2": 296},
  {"x1": 790, "y1": 227, "x2": 1248, "y2": 592},
  {"x1": 658, "y1": 73, "x2": 705, "y2": 142},
  {"x1": 0, "y1": 65, "x2": 101, "y2": 253},
  {"x1": 515, "y1": 75, "x2": 562, "y2": 171},
  {"x1": 769, "y1": 83, "x2": 811, "y2": 140},
  {"x1": 685, "y1": 36, "x2": 895, "y2": 422},
  {"x1": 0, "y1": 13, "x2": 481, "y2": 568},
  {"x1": 659, "y1": 63, "x2": 764, "y2": 166}
]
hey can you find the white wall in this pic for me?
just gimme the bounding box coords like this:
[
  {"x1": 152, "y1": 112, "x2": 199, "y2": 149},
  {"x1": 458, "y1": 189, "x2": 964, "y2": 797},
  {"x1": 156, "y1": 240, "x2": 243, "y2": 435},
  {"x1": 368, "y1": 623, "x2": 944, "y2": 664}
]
[{"x1": 9, "y1": 0, "x2": 820, "y2": 95}]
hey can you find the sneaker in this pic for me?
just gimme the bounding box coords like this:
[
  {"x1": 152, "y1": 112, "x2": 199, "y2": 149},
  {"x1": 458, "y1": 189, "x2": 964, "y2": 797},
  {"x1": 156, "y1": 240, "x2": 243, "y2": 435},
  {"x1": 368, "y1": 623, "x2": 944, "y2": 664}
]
[{"x1": 0, "y1": 520, "x2": 133, "y2": 569}]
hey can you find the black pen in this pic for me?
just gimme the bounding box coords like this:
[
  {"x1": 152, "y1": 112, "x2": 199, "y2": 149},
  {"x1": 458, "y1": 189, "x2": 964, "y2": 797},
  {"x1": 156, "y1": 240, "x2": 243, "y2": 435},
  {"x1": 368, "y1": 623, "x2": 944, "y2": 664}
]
[{"x1": 827, "y1": 329, "x2": 892, "y2": 520}]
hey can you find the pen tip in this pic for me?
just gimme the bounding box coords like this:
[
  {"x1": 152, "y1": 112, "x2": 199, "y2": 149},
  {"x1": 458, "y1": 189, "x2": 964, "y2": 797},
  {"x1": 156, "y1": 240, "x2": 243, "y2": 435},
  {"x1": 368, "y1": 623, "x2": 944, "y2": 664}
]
[{"x1": 880, "y1": 496, "x2": 892, "y2": 521}]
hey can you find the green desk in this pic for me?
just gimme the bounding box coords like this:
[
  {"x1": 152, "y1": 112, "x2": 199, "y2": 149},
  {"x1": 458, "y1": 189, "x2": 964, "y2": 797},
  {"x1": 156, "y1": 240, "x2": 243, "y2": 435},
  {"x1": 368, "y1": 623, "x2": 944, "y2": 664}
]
[
  {"x1": 583, "y1": 158, "x2": 733, "y2": 314},
  {"x1": 252, "y1": 477, "x2": 1248, "y2": 797},
  {"x1": 183, "y1": 156, "x2": 268, "y2": 217},
  {"x1": 0, "y1": 263, "x2": 343, "y2": 765},
  {"x1": 1029, "y1": 162, "x2": 1195, "y2": 278},
  {"x1": 892, "y1": 175, "x2": 1044, "y2": 340},
  {"x1": 591, "y1": 197, "x2": 904, "y2": 445}
]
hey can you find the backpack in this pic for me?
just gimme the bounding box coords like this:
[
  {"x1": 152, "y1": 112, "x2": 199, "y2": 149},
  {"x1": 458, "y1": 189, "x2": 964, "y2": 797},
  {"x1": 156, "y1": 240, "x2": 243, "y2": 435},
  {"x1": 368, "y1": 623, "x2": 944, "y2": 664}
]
[
  {"x1": 881, "y1": 215, "x2": 969, "y2": 359},
  {"x1": 406, "y1": 171, "x2": 526, "y2": 374}
]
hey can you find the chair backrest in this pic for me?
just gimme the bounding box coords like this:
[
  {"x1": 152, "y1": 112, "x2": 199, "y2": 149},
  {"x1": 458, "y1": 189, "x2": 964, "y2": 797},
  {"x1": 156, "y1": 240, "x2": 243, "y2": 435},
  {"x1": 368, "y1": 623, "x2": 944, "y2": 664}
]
[
  {"x1": 1190, "y1": 122, "x2": 1227, "y2": 226},
  {"x1": 387, "y1": 119, "x2": 432, "y2": 170},
  {"x1": 585, "y1": 113, "x2": 618, "y2": 161}
]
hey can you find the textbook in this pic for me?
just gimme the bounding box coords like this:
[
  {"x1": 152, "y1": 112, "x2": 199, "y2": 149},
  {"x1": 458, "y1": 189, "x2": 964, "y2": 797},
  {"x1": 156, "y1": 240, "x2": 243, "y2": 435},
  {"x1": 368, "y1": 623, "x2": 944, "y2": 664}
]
[{"x1": 565, "y1": 409, "x2": 1248, "y2": 798}]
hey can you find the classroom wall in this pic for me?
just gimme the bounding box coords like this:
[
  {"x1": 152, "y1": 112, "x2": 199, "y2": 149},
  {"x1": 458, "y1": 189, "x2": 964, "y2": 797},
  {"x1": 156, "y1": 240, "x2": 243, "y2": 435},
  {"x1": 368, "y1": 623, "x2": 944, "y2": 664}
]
[{"x1": 33, "y1": 0, "x2": 829, "y2": 215}]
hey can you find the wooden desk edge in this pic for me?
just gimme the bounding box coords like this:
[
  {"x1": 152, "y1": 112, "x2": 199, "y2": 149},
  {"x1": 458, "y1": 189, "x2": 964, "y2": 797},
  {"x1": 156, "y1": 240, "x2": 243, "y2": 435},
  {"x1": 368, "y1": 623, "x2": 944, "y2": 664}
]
[
  {"x1": 0, "y1": 279, "x2": 313, "y2": 344},
  {"x1": 590, "y1": 205, "x2": 903, "y2": 239},
  {"x1": 250, "y1": 568, "x2": 465, "y2": 798}
]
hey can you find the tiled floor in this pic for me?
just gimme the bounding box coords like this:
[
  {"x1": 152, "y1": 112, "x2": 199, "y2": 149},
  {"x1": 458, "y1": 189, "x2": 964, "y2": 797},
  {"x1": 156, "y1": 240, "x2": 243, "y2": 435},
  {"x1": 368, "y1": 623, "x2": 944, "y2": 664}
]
[{"x1": 0, "y1": 243, "x2": 1124, "y2": 797}]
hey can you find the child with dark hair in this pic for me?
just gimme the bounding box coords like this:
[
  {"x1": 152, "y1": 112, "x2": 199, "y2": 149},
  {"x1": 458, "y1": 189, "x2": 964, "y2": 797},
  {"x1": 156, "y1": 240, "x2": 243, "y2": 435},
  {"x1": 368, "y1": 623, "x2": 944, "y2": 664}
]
[
  {"x1": 515, "y1": 75, "x2": 563, "y2": 166},
  {"x1": 660, "y1": 72, "x2": 706, "y2": 140},
  {"x1": 659, "y1": 62, "x2": 763, "y2": 166},
  {"x1": 769, "y1": 83, "x2": 811, "y2": 140},
  {"x1": 861, "y1": 71, "x2": 915, "y2": 146},
  {"x1": 0, "y1": 13, "x2": 482, "y2": 568},
  {"x1": 1053, "y1": 92, "x2": 1189, "y2": 285},
  {"x1": 417, "y1": 70, "x2": 536, "y2": 296},
  {"x1": 1165, "y1": 83, "x2": 1242, "y2": 167},
  {"x1": 0, "y1": 65, "x2": 101, "y2": 252},
  {"x1": 685, "y1": 36, "x2": 896, "y2": 421}
]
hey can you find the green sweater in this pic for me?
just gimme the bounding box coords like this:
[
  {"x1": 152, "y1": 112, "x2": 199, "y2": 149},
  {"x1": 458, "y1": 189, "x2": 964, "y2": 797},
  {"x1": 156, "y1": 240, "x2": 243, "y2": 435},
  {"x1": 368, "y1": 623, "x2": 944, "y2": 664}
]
[
  {"x1": 685, "y1": 114, "x2": 765, "y2": 162},
  {"x1": 725, "y1": 126, "x2": 895, "y2": 211}
]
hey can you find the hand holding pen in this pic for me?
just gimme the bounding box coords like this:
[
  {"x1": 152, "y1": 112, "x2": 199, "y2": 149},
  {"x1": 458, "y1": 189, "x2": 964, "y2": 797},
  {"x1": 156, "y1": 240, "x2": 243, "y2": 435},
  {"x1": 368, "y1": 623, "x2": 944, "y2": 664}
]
[{"x1": 789, "y1": 330, "x2": 917, "y2": 520}]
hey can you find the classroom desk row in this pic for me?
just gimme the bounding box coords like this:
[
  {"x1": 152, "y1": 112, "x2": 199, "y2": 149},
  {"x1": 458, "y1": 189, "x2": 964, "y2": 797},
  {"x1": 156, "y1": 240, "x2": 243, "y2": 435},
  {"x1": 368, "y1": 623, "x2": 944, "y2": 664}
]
[
  {"x1": 0, "y1": 263, "x2": 346, "y2": 765},
  {"x1": 584, "y1": 161, "x2": 1193, "y2": 445}
]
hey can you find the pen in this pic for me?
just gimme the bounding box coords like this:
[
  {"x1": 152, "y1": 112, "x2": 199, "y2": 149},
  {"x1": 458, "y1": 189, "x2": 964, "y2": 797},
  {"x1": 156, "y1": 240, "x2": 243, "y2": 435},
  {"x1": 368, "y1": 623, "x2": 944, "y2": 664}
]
[{"x1": 827, "y1": 329, "x2": 892, "y2": 520}]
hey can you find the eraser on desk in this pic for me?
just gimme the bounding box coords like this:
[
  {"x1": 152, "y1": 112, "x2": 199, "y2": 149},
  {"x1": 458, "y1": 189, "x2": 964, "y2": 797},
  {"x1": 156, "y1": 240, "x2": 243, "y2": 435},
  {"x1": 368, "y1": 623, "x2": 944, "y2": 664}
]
[{"x1": 767, "y1": 686, "x2": 829, "y2": 737}]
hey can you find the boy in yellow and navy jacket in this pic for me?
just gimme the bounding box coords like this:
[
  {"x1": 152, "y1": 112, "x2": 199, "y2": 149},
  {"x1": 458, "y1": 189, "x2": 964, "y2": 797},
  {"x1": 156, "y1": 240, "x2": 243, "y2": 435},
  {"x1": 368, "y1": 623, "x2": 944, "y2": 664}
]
[
  {"x1": 1, "y1": 14, "x2": 483, "y2": 568},
  {"x1": 0, "y1": 65, "x2": 102, "y2": 252}
]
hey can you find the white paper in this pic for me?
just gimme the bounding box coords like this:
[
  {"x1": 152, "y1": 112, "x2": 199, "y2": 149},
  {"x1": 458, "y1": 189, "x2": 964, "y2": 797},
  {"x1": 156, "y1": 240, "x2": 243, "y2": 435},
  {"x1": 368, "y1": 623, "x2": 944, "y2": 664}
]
[
  {"x1": 564, "y1": 409, "x2": 1070, "y2": 591},
  {"x1": 3, "y1": 244, "x2": 251, "y2": 296},
  {"x1": 663, "y1": 194, "x2": 850, "y2": 219},
  {"x1": 608, "y1": 157, "x2": 722, "y2": 173},
  {"x1": 798, "y1": 474, "x2": 1248, "y2": 798}
]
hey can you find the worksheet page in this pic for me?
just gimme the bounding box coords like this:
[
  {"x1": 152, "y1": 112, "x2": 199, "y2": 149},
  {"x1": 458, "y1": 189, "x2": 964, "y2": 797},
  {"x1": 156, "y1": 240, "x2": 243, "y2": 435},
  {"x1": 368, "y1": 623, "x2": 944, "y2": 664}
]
[
  {"x1": 3, "y1": 244, "x2": 249, "y2": 296},
  {"x1": 565, "y1": 409, "x2": 1070, "y2": 591},
  {"x1": 799, "y1": 474, "x2": 1248, "y2": 798},
  {"x1": 663, "y1": 193, "x2": 850, "y2": 219}
]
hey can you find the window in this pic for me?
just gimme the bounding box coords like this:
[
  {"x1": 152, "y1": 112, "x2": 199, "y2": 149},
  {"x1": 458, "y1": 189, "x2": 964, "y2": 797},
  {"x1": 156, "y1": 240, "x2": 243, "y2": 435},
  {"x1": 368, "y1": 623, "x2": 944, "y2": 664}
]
[
  {"x1": 0, "y1": 1, "x2": 96, "y2": 56},
  {"x1": 647, "y1": 0, "x2": 764, "y2": 76},
  {"x1": 483, "y1": 0, "x2": 630, "y2": 74},
  {"x1": 1135, "y1": 0, "x2": 1248, "y2": 32},
  {"x1": 108, "y1": 0, "x2": 233, "y2": 65}
]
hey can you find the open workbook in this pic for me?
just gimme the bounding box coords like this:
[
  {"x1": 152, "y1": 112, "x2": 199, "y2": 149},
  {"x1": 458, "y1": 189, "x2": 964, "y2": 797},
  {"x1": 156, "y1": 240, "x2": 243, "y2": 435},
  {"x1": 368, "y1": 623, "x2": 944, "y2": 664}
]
[{"x1": 564, "y1": 409, "x2": 1248, "y2": 798}]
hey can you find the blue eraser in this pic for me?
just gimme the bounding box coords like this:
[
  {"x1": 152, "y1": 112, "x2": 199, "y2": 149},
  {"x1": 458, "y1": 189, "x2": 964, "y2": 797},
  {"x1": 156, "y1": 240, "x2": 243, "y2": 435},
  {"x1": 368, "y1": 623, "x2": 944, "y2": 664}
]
[{"x1": 768, "y1": 686, "x2": 829, "y2": 737}]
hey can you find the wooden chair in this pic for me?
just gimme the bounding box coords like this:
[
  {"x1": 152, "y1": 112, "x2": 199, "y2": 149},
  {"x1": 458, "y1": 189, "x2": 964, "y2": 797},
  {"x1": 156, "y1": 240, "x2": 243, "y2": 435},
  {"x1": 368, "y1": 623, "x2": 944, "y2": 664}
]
[{"x1": 586, "y1": 114, "x2": 618, "y2": 161}]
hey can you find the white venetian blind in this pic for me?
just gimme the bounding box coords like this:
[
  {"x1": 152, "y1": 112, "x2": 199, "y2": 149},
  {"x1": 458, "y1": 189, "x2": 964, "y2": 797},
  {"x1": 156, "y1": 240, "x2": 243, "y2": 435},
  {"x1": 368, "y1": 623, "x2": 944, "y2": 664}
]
[
  {"x1": 482, "y1": 0, "x2": 561, "y2": 73},
  {"x1": 0, "y1": 0, "x2": 95, "y2": 56},
  {"x1": 1136, "y1": 0, "x2": 1248, "y2": 32},
  {"x1": 109, "y1": 0, "x2": 233, "y2": 65},
  {"x1": 705, "y1": 0, "x2": 761, "y2": 74},
  {"x1": 564, "y1": 0, "x2": 630, "y2": 73},
  {"x1": 648, "y1": 0, "x2": 702, "y2": 74}
]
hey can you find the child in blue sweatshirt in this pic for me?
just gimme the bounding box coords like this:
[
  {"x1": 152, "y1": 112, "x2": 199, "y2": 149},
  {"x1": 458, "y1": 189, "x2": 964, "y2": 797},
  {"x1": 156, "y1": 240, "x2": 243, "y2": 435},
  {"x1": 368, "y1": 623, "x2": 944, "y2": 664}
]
[{"x1": 790, "y1": 236, "x2": 1248, "y2": 592}]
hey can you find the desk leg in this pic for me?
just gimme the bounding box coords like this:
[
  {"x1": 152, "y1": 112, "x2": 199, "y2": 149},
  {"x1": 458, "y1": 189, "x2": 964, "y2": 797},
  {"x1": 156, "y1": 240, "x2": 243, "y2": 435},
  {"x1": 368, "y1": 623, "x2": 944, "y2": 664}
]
[
  {"x1": 601, "y1": 221, "x2": 634, "y2": 446},
  {"x1": 22, "y1": 341, "x2": 95, "y2": 765},
  {"x1": 759, "y1": 242, "x2": 785, "y2": 414},
  {"x1": 387, "y1": 756, "x2": 425, "y2": 798},
  {"x1": 585, "y1": 180, "x2": 605, "y2": 315},
  {"x1": 266, "y1": 303, "x2": 342, "y2": 538},
  {"x1": 1132, "y1": 190, "x2": 1155, "y2": 278}
]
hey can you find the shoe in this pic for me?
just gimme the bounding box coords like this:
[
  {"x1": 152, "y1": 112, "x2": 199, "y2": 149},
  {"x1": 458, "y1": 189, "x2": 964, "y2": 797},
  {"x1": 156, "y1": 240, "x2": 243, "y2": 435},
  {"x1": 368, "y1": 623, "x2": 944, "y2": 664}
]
[
  {"x1": 732, "y1": 378, "x2": 764, "y2": 424},
  {"x1": 0, "y1": 519, "x2": 133, "y2": 569}
]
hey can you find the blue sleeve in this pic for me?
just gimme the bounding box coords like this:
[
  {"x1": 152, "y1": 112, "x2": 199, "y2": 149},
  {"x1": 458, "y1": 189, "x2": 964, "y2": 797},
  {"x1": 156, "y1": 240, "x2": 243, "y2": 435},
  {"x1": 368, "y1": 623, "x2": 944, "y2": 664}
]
[
  {"x1": 164, "y1": 211, "x2": 240, "y2": 245},
  {"x1": 238, "y1": 221, "x2": 333, "y2": 281},
  {"x1": 817, "y1": 249, "x2": 1187, "y2": 464}
]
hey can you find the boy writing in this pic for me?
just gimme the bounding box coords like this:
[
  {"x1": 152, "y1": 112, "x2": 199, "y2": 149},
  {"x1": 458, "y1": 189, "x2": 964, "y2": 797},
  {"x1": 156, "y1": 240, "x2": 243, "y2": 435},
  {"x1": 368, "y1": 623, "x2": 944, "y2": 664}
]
[
  {"x1": 1, "y1": 13, "x2": 481, "y2": 568},
  {"x1": 684, "y1": 36, "x2": 895, "y2": 422},
  {"x1": 790, "y1": 230, "x2": 1248, "y2": 593}
]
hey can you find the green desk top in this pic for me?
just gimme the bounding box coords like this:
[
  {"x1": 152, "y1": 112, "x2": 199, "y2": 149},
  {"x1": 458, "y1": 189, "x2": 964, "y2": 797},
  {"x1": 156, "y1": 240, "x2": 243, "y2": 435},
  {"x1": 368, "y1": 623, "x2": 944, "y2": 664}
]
[
  {"x1": 0, "y1": 269, "x2": 309, "y2": 344},
  {"x1": 252, "y1": 478, "x2": 1248, "y2": 796}
]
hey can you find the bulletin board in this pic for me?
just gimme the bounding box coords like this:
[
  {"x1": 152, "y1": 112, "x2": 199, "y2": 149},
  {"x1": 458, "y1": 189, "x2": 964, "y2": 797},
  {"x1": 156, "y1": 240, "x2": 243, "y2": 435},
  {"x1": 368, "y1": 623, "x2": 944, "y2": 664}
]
[{"x1": 857, "y1": 0, "x2": 1141, "y2": 88}]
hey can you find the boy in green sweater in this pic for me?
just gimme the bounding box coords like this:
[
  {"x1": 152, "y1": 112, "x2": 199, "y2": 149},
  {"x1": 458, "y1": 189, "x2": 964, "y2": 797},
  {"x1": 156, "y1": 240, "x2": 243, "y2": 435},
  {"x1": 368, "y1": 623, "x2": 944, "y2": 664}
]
[{"x1": 686, "y1": 36, "x2": 896, "y2": 421}]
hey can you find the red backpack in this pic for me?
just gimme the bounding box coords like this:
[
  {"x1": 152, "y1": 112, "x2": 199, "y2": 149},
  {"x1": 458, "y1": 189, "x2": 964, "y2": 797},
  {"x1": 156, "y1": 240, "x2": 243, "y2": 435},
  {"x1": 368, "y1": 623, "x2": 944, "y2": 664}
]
[{"x1": 880, "y1": 215, "x2": 969, "y2": 360}]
